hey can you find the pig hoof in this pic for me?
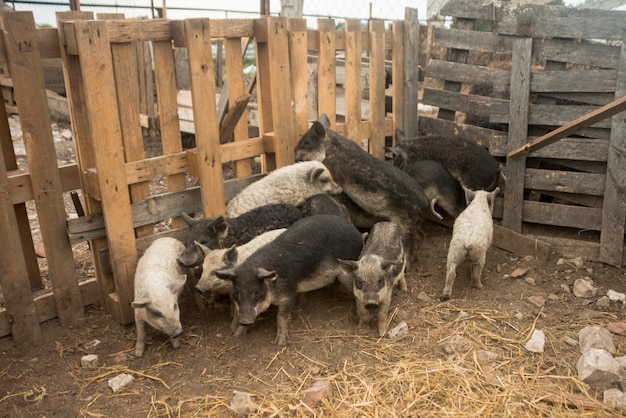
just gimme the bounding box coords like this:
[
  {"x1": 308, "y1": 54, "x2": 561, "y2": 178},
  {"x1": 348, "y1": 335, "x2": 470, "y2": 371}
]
[{"x1": 440, "y1": 294, "x2": 451, "y2": 302}]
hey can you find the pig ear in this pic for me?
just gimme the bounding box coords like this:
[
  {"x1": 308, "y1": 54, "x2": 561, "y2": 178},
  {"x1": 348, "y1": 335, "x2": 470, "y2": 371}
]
[
  {"x1": 209, "y1": 216, "x2": 229, "y2": 239},
  {"x1": 463, "y1": 186, "x2": 476, "y2": 205},
  {"x1": 309, "y1": 167, "x2": 325, "y2": 182},
  {"x1": 194, "y1": 240, "x2": 211, "y2": 256},
  {"x1": 214, "y1": 268, "x2": 237, "y2": 281},
  {"x1": 338, "y1": 259, "x2": 358, "y2": 273},
  {"x1": 311, "y1": 121, "x2": 326, "y2": 139},
  {"x1": 222, "y1": 245, "x2": 238, "y2": 266},
  {"x1": 318, "y1": 113, "x2": 331, "y2": 129},
  {"x1": 180, "y1": 211, "x2": 197, "y2": 227},
  {"x1": 381, "y1": 260, "x2": 403, "y2": 273},
  {"x1": 131, "y1": 298, "x2": 150, "y2": 308},
  {"x1": 170, "y1": 274, "x2": 187, "y2": 292},
  {"x1": 256, "y1": 268, "x2": 278, "y2": 281}
]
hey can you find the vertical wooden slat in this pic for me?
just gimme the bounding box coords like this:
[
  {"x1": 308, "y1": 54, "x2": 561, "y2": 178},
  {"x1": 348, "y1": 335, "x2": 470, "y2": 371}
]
[
  {"x1": 369, "y1": 19, "x2": 386, "y2": 159},
  {"x1": 110, "y1": 41, "x2": 154, "y2": 238},
  {"x1": 185, "y1": 18, "x2": 224, "y2": 216},
  {"x1": 502, "y1": 38, "x2": 532, "y2": 233},
  {"x1": 287, "y1": 18, "x2": 309, "y2": 139},
  {"x1": 391, "y1": 19, "x2": 405, "y2": 141},
  {"x1": 402, "y1": 7, "x2": 420, "y2": 138},
  {"x1": 344, "y1": 19, "x2": 362, "y2": 143},
  {"x1": 1, "y1": 11, "x2": 84, "y2": 327},
  {"x1": 57, "y1": 12, "x2": 112, "y2": 312},
  {"x1": 152, "y1": 38, "x2": 187, "y2": 228},
  {"x1": 74, "y1": 19, "x2": 137, "y2": 324},
  {"x1": 137, "y1": 40, "x2": 157, "y2": 137},
  {"x1": 599, "y1": 35, "x2": 626, "y2": 266},
  {"x1": 317, "y1": 19, "x2": 337, "y2": 128},
  {"x1": 254, "y1": 17, "x2": 276, "y2": 171},
  {"x1": 0, "y1": 89, "x2": 42, "y2": 343},
  {"x1": 224, "y1": 37, "x2": 252, "y2": 178},
  {"x1": 264, "y1": 16, "x2": 296, "y2": 168}
]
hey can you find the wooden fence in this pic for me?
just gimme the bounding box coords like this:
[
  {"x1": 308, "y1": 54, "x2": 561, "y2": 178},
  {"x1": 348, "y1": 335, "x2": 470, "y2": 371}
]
[
  {"x1": 421, "y1": 0, "x2": 626, "y2": 266},
  {"x1": 0, "y1": 10, "x2": 418, "y2": 341}
]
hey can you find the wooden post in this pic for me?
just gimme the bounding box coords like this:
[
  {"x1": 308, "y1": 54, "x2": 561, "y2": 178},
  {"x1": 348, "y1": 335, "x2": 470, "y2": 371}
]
[
  {"x1": 599, "y1": 34, "x2": 626, "y2": 266},
  {"x1": 391, "y1": 19, "x2": 405, "y2": 140},
  {"x1": 502, "y1": 38, "x2": 532, "y2": 234},
  {"x1": 369, "y1": 19, "x2": 386, "y2": 159},
  {"x1": 402, "y1": 7, "x2": 419, "y2": 138},
  {"x1": 254, "y1": 17, "x2": 276, "y2": 171},
  {"x1": 317, "y1": 19, "x2": 337, "y2": 128},
  {"x1": 344, "y1": 19, "x2": 362, "y2": 144},
  {"x1": 1, "y1": 11, "x2": 85, "y2": 327},
  {"x1": 287, "y1": 18, "x2": 309, "y2": 139}
]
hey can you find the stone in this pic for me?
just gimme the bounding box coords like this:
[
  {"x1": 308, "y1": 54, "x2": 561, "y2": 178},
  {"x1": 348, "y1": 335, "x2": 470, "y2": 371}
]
[
  {"x1": 524, "y1": 277, "x2": 536, "y2": 285},
  {"x1": 80, "y1": 354, "x2": 99, "y2": 368},
  {"x1": 607, "y1": 290, "x2": 626, "y2": 305},
  {"x1": 572, "y1": 278, "x2": 597, "y2": 298},
  {"x1": 475, "y1": 350, "x2": 498, "y2": 365},
  {"x1": 579, "y1": 326, "x2": 616, "y2": 354},
  {"x1": 61, "y1": 129, "x2": 73, "y2": 140},
  {"x1": 387, "y1": 321, "x2": 408, "y2": 339},
  {"x1": 230, "y1": 391, "x2": 255, "y2": 415},
  {"x1": 302, "y1": 380, "x2": 333, "y2": 406},
  {"x1": 84, "y1": 339, "x2": 101, "y2": 351},
  {"x1": 108, "y1": 373, "x2": 134, "y2": 393},
  {"x1": 524, "y1": 330, "x2": 545, "y2": 353},
  {"x1": 577, "y1": 349, "x2": 621, "y2": 388},
  {"x1": 442, "y1": 334, "x2": 472, "y2": 354},
  {"x1": 570, "y1": 257, "x2": 584, "y2": 268},
  {"x1": 527, "y1": 296, "x2": 545, "y2": 308},
  {"x1": 603, "y1": 389, "x2": 626, "y2": 408},
  {"x1": 564, "y1": 337, "x2": 578, "y2": 347},
  {"x1": 607, "y1": 322, "x2": 626, "y2": 337},
  {"x1": 595, "y1": 296, "x2": 610, "y2": 308},
  {"x1": 559, "y1": 284, "x2": 571, "y2": 294},
  {"x1": 511, "y1": 267, "x2": 530, "y2": 278},
  {"x1": 416, "y1": 291, "x2": 433, "y2": 303}
]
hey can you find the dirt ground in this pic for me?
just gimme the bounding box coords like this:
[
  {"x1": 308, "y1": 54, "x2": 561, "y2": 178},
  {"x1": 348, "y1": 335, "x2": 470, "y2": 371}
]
[{"x1": 2, "y1": 117, "x2": 626, "y2": 416}]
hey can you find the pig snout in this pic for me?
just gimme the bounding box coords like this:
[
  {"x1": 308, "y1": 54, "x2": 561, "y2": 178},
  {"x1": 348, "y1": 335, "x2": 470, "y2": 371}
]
[
  {"x1": 365, "y1": 300, "x2": 379, "y2": 310},
  {"x1": 238, "y1": 314, "x2": 255, "y2": 326},
  {"x1": 165, "y1": 322, "x2": 183, "y2": 338},
  {"x1": 177, "y1": 247, "x2": 203, "y2": 268}
]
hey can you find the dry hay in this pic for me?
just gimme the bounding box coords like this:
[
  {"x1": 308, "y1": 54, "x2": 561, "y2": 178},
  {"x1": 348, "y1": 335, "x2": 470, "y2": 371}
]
[{"x1": 74, "y1": 304, "x2": 620, "y2": 417}]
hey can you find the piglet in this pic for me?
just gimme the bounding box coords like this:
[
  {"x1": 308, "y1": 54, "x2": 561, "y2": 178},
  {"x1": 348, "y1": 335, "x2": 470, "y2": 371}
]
[
  {"x1": 339, "y1": 222, "x2": 406, "y2": 337},
  {"x1": 441, "y1": 187, "x2": 500, "y2": 301},
  {"x1": 132, "y1": 237, "x2": 187, "y2": 357}
]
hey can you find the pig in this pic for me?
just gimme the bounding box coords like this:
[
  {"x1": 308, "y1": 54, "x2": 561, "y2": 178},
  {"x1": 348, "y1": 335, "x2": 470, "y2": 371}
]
[
  {"x1": 177, "y1": 203, "x2": 302, "y2": 268},
  {"x1": 213, "y1": 215, "x2": 363, "y2": 345},
  {"x1": 195, "y1": 228, "x2": 287, "y2": 329},
  {"x1": 295, "y1": 114, "x2": 431, "y2": 267},
  {"x1": 132, "y1": 237, "x2": 187, "y2": 357},
  {"x1": 338, "y1": 222, "x2": 407, "y2": 337},
  {"x1": 226, "y1": 161, "x2": 343, "y2": 218},
  {"x1": 441, "y1": 187, "x2": 500, "y2": 301},
  {"x1": 392, "y1": 130, "x2": 505, "y2": 192},
  {"x1": 300, "y1": 193, "x2": 350, "y2": 221}
]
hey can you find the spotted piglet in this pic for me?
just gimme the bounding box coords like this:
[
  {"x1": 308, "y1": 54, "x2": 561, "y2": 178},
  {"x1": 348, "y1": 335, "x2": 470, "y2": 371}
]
[{"x1": 339, "y1": 221, "x2": 407, "y2": 337}]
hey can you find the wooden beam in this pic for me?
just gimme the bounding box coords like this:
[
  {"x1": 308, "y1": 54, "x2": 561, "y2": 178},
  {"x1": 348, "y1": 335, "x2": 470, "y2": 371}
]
[{"x1": 508, "y1": 95, "x2": 626, "y2": 159}]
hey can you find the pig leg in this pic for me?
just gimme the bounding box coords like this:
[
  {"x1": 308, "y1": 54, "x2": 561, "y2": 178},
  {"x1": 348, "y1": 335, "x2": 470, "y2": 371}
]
[
  {"x1": 470, "y1": 253, "x2": 486, "y2": 289},
  {"x1": 355, "y1": 299, "x2": 372, "y2": 327},
  {"x1": 441, "y1": 261, "x2": 458, "y2": 301},
  {"x1": 134, "y1": 316, "x2": 147, "y2": 358},
  {"x1": 396, "y1": 263, "x2": 407, "y2": 292},
  {"x1": 376, "y1": 291, "x2": 393, "y2": 337},
  {"x1": 274, "y1": 299, "x2": 296, "y2": 345}
]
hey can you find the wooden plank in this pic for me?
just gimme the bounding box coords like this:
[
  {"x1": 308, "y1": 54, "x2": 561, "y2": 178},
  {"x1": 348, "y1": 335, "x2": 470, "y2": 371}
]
[
  {"x1": 502, "y1": 38, "x2": 532, "y2": 234},
  {"x1": 368, "y1": 19, "x2": 385, "y2": 159},
  {"x1": 110, "y1": 41, "x2": 153, "y2": 239},
  {"x1": 317, "y1": 19, "x2": 337, "y2": 127},
  {"x1": 423, "y1": 87, "x2": 508, "y2": 119},
  {"x1": 0, "y1": 86, "x2": 42, "y2": 343},
  {"x1": 152, "y1": 39, "x2": 187, "y2": 229},
  {"x1": 426, "y1": 60, "x2": 510, "y2": 96},
  {"x1": 522, "y1": 200, "x2": 602, "y2": 231},
  {"x1": 344, "y1": 19, "x2": 362, "y2": 143},
  {"x1": 2, "y1": 11, "x2": 85, "y2": 327},
  {"x1": 599, "y1": 36, "x2": 626, "y2": 266},
  {"x1": 531, "y1": 70, "x2": 617, "y2": 93},
  {"x1": 74, "y1": 19, "x2": 137, "y2": 325},
  {"x1": 491, "y1": 104, "x2": 613, "y2": 129},
  {"x1": 264, "y1": 17, "x2": 296, "y2": 168},
  {"x1": 508, "y1": 95, "x2": 626, "y2": 158},
  {"x1": 492, "y1": 225, "x2": 550, "y2": 262},
  {"x1": 490, "y1": 136, "x2": 608, "y2": 162},
  {"x1": 136, "y1": 40, "x2": 157, "y2": 136},
  {"x1": 37, "y1": 27, "x2": 62, "y2": 59},
  {"x1": 254, "y1": 18, "x2": 275, "y2": 171},
  {"x1": 185, "y1": 18, "x2": 225, "y2": 217},
  {"x1": 418, "y1": 116, "x2": 505, "y2": 150},
  {"x1": 391, "y1": 19, "x2": 405, "y2": 141},
  {"x1": 402, "y1": 7, "x2": 419, "y2": 138},
  {"x1": 433, "y1": 27, "x2": 513, "y2": 55},
  {"x1": 524, "y1": 168, "x2": 605, "y2": 196},
  {"x1": 224, "y1": 37, "x2": 252, "y2": 178},
  {"x1": 532, "y1": 38, "x2": 621, "y2": 70},
  {"x1": 288, "y1": 19, "x2": 309, "y2": 140}
]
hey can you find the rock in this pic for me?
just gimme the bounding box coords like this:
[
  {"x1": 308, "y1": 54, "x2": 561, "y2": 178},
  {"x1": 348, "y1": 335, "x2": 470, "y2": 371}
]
[
  {"x1": 442, "y1": 334, "x2": 472, "y2": 354},
  {"x1": 302, "y1": 380, "x2": 333, "y2": 406},
  {"x1": 61, "y1": 129, "x2": 73, "y2": 140},
  {"x1": 564, "y1": 337, "x2": 578, "y2": 347},
  {"x1": 572, "y1": 278, "x2": 597, "y2": 298},
  {"x1": 416, "y1": 291, "x2": 433, "y2": 303},
  {"x1": 80, "y1": 354, "x2": 99, "y2": 368},
  {"x1": 84, "y1": 339, "x2": 101, "y2": 351},
  {"x1": 595, "y1": 296, "x2": 610, "y2": 308},
  {"x1": 559, "y1": 284, "x2": 571, "y2": 294},
  {"x1": 547, "y1": 293, "x2": 560, "y2": 301},
  {"x1": 108, "y1": 373, "x2": 134, "y2": 393},
  {"x1": 524, "y1": 330, "x2": 545, "y2": 353},
  {"x1": 387, "y1": 321, "x2": 408, "y2": 339},
  {"x1": 230, "y1": 391, "x2": 256, "y2": 415},
  {"x1": 556, "y1": 258, "x2": 565, "y2": 266},
  {"x1": 607, "y1": 289, "x2": 626, "y2": 305},
  {"x1": 475, "y1": 350, "x2": 498, "y2": 365},
  {"x1": 603, "y1": 388, "x2": 626, "y2": 408},
  {"x1": 524, "y1": 277, "x2": 536, "y2": 285},
  {"x1": 579, "y1": 326, "x2": 616, "y2": 354},
  {"x1": 570, "y1": 257, "x2": 584, "y2": 268},
  {"x1": 607, "y1": 322, "x2": 626, "y2": 337},
  {"x1": 577, "y1": 348, "x2": 621, "y2": 388},
  {"x1": 514, "y1": 312, "x2": 524, "y2": 320},
  {"x1": 511, "y1": 267, "x2": 530, "y2": 278},
  {"x1": 527, "y1": 296, "x2": 545, "y2": 308}
]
